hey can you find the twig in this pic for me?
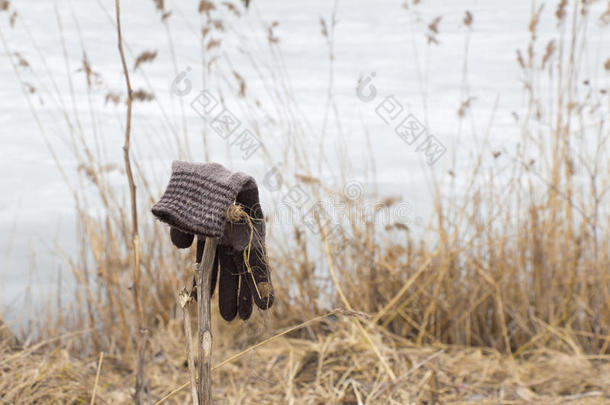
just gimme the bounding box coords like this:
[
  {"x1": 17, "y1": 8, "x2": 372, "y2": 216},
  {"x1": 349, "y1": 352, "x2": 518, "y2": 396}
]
[
  {"x1": 179, "y1": 290, "x2": 199, "y2": 405},
  {"x1": 196, "y1": 237, "x2": 217, "y2": 405},
  {"x1": 90, "y1": 352, "x2": 104, "y2": 405},
  {"x1": 114, "y1": 1, "x2": 145, "y2": 403}
]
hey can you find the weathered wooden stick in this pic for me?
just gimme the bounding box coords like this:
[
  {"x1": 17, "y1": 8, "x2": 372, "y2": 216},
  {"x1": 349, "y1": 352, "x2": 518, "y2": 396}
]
[
  {"x1": 196, "y1": 237, "x2": 217, "y2": 405},
  {"x1": 115, "y1": 0, "x2": 146, "y2": 403},
  {"x1": 178, "y1": 288, "x2": 199, "y2": 405}
]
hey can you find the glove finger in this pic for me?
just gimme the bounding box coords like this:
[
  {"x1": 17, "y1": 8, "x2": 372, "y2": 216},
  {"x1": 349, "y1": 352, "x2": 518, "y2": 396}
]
[
  {"x1": 191, "y1": 239, "x2": 219, "y2": 301},
  {"x1": 245, "y1": 248, "x2": 274, "y2": 310},
  {"x1": 218, "y1": 246, "x2": 239, "y2": 321},
  {"x1": 238, "y1": 273, "x2": 253, "y2": 321},
  {"x1": 170, "y1": 227, "x2": 194, "y2": 249},
  {"x1": 196, "y1": 238, "x2": 204, "y2": 263},
  {"x1": 189, "y1": 276, "x2": 197, "y2": 301},
  {"x1": 188, "y1": 237, "x2": 203, "y2": 302},
  {"x1": 210, "y1": 251, "x2": 219, "y2": 296}
]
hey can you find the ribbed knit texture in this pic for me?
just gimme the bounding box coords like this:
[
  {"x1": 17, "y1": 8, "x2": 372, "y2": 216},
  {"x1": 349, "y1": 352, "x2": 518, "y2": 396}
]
[{"x1": 151, "y1": 161, "x2": 263, "y2": 241}]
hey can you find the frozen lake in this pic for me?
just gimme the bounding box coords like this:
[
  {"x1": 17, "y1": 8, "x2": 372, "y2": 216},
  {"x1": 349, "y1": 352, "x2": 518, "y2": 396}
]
[{"x1": 1, "y1": 0, "x2": 608, "y2": 318}]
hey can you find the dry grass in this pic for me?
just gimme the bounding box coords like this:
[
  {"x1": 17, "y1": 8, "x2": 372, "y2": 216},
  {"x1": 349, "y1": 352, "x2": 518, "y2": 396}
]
[
  {"x1": 1, "y1": 0, "x2": 609, "y2": 403},
  {"x1": 2, "y1": 317, "x2": 609, "y2": 404}
]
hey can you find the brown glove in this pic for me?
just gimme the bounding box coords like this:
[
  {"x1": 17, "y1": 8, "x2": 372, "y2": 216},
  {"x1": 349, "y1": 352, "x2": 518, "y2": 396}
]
[{"x1": 171, "y1": 227, "x2": 273, "y2": 321}]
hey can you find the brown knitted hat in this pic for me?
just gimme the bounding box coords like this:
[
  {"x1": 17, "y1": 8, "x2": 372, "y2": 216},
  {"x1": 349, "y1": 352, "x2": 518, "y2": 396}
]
[{"x1": 151, "y1": 161, "x2": 265, "y2": 249}]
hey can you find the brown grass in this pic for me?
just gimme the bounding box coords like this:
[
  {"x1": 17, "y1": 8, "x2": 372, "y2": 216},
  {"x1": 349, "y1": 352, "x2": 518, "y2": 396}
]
[{"x1": 2, "y1": 317, "x2": 609, "y2": 404}]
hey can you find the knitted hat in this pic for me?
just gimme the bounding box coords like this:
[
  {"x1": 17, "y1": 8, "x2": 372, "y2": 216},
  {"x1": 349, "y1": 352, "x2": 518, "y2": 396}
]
[{"x1": 151, "y1": 161, "x2": 265, "y2": 250}]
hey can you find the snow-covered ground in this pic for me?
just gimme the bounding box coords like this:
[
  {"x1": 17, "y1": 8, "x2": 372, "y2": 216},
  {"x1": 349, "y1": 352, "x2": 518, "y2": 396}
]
[{"x1": 0, "y1": 0, "x2": 608, "y2": 317}]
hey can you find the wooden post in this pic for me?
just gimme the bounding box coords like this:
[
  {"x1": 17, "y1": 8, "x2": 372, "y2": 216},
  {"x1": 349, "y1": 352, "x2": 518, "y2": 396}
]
[{"x1": 196, "y1": 237, "x2": 217, "y2": 405}]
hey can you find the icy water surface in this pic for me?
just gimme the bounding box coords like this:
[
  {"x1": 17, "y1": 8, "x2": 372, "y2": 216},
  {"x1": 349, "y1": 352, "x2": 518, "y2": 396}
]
[{"x1": 0, "y1": 0, "x2": 608, "y2": 318}]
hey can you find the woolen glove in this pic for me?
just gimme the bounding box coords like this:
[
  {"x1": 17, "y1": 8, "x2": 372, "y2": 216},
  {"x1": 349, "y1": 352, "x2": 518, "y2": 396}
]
[
  {"x1": 216, "y1": 242, "x2": 274, "y2": 321},
  {"x1": 171, "y1": 228, "x2": 273, "y2": 321},
  {"x1": 153, "y1": 161, "x2": 274, "y2": 321}
]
